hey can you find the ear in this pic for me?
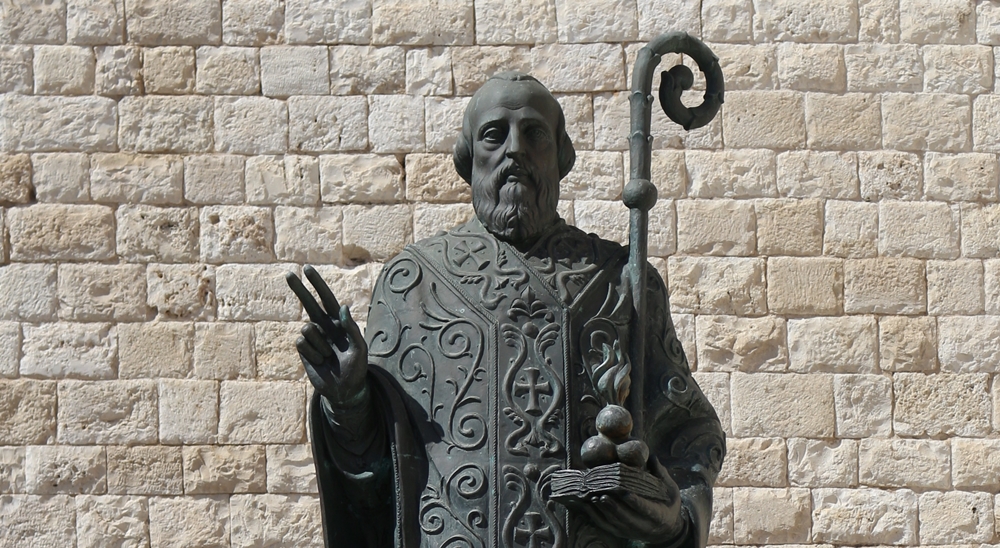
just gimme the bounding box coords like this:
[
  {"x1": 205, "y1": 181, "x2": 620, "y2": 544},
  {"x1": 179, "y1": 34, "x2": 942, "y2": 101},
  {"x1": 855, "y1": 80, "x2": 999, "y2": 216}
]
[{"x1": 453, "y1": 131, "x2": 473, "y2": 184}]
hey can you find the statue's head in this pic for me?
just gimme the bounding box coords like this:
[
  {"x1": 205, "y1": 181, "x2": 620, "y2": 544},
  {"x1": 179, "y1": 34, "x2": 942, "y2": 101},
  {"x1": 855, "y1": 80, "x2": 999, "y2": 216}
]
[{"x1": 454, "y1": 72, "x2": 576, "y2": 244}]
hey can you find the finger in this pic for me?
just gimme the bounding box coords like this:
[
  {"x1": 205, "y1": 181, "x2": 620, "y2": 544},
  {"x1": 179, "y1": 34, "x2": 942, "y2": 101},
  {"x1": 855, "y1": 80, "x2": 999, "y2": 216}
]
[
  {"x1": 617, "y1": 492, "x2": 666, "y2": 522},
  {"x1": 340, "y1": 306, "x2": 364, "y2": 345},
  {"x1": 286, "y1": 272, "x2": 327, "y2": 325},
  {"x1": 296, "y1": 335, "x2": 325, "y2": 365},
  {"x1": 304, "y1": 265, "x2": 340, "y2": 316},
  {"x1": 302, "y1": 323, "x2": 334, "y2": 358},
  {"x1": 593, "y1": 494, "x2": 648, "y2": 531}
]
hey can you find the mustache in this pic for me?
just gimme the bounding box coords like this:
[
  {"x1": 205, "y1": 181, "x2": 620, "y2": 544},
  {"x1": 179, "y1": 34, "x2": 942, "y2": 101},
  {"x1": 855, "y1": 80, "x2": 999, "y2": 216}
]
[{"x1": 492, "y1": 160, "x2": 538, "y2": 190}]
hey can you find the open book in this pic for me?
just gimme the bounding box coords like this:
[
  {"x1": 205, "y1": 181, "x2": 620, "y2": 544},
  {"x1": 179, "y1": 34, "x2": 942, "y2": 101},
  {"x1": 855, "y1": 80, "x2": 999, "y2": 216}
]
[{"x1": 549, "y1": 462, "x2": 671, "y2": 504}]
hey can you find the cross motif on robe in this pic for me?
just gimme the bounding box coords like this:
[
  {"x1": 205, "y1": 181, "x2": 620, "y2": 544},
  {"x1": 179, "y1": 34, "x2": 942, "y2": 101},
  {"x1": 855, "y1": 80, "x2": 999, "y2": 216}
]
[
  {"x1": 452, "y1": 240, "x2": 488, "y2": 270},
  {"x1": 513, "y1": 367, "x2": 551, "y2": 416},
  {"x1": 513, "y1": 512, "x2": 554, "y2": 548}
]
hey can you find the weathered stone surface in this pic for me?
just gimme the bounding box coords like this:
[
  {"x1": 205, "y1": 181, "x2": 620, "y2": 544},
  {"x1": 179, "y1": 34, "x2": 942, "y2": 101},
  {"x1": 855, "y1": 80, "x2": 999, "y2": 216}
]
[
  {"x1": 31, "y1": 153, "x2": 90, "y2": 203},
  {"x1": 311, "y1": 263, "x2": 383, "y2": 315},
  {"x1": 696, "y1": 316, "x2": 787, "y2": 373},
  {"x1": 823, "y1": 201, "x2": 878, "y2": 259},
  {"x1": 676, "y1": 200, "x2": 756, "y2": 256},
  {"x1": 342, "y1": 205, "x2": 413, "y2": 262},
  {"x1": 260, "y1": 45, "x2": 328, "y2": 97},
  {"x1": 924, "y1": 152, "x2": 998, "y2": 201},
  {"x1": 845, "y1": 44, "x2": 922, "y2": 92},
  {"x1": 554, "y1": 0, "x2": 637, "y2": 43},
  {"x1": 76, "y1": 495, "x2": 149, "y2": 548},
  {"x1": 859, "y1": 439, "x2": 950, "y2": 489},
  {"x1": 159, "y1": 379, "x2": 218, "y2": 444},
  {"x1": 405, "y1": 153, "x2": 470, "y2": 203},
  {"x1": 0, "y1": 495, "x2": 77, "y2": 547},
  {"x1": 899, "y1": 0, "x2": 975, "y2": 44},
  {"x1": 0, "y1": 154, "x2": 32, "y2": 206},
  {"x1": 919, "y1": 491, "x2": 994, "y2": 544},
  {"x1": 117, "y1": 205, "x2": 198, "y2": 263},
  {"x1": 147, "y1": 264, "x2": 216, "y2": 321},
  {"x1": 952, "y1": 438, "x2": 1000, "y2": 490},
  {"x1": 125, "y1": 0, "x2": 221, "y2": 45},
  {"x1": 806, "y1": 93, "x2": 882, "y2": 150},
  {"x1": 0, "y1": 380, "x2": 57, "y2": 445},
  {"x1": 371, "y1": 0, "x2": 474, "y2": 46},
  {"x1": 0, "y1": 264, "x2": 58, "y2": 322},
  {"x1": 285, "y1": 0, "x2": 369, "y2": 44},
  {"x1": 25, "y1": 445, "x2": 106, "y2": 494},
  {"x1": 149, "y1": 495, "x2": 230, "y2": 548},
  {"x1": 254, "y1": 322, "x2": 305, "y2": 381},
  {"x1": 927, "y1": 260, "x2": 984, "y2": 315},
  {"x1": 288, "y1": 96, "x2": 368, "y2": 153},
  {"x1": 474, "y1": 0, "x2": 557, "y2": 44},
  {"x1": 882, "y1": 93, "x2": 970, "y2": 152},
  {"x1": 531, "y1": 43, "x2": 625, "y2": 93},
  {"x1": 90, "y1": 153, "x2": 182, "y2": 204},
  {"x1": 194, "y1": 322, "x2": 254, "y2": 380},
  {"x1": 787, "y1": 316, "x2": 877, "y2": 374},
  {"x1": 844, "y1": 258, "x2": 926, "y2": 314},
  {"x1": 709, "y1": 43, "x2": 775, "y2": 91},
  {"x1": 753, "y1": 0, "x2": 858, "y2": 42},
  {"x1": 106, "y1": 445, "x2": 183, "y2": 495},
  {"x1": 717, "y1": 437, "x2": 787, "y2": 487},
  {"x1": 879, "y1": 316, "x2": 937, "y2": 372},
  {"x1": 142, "y1": 46, "x2": 196, "y2": 95},
  {"x1": 230, "y1": 494, "x2": 323, "y2": 547},
  {"x1": 776, "y1": 151, "x2": 859, "y2": 199},
  {"x1": 988, "y1": 260, "x2": 1000, "y2": 314},
  {"x1": 413, "y1": 203, "x2": 476, "y2": 241},
  {"x1": 894, "y1": 373, "x2": 991, "y2": 437},
  {"x1": 685, "y1": 149, "x2": 776, "y2": 199},
  {"x1": 858, "y1": 150, "x2": 922, "y2": 200},
  {"x1": 0, "y1": 0, "x2": 66, "y2": 44},
  {"x1": 938, "y1": 315, "x2": 1000, "y2": 373},
  {"x1": 405, "y1": 48, "x2": 452, "y2": 95},
  {"x1": 787, "y1": 438, "x2": 857, "y2": 488},
  {"x1": 368, "y1": 95, "x2": 424, "y2": 153},
  {"x1": 859, "y1": 0, "x2": 900, "y2": 41},
  {"x1": 195, "y1": 46, "x2": 260, "y2": 95},
  {"x1": 219, "y1": 381, "x2": 305, "y2": 444},
  {"x1": 274, "y1": 206, "x2": 342, "y2": 264},
  {"x1": 183, "y1": 445, "x2": 265, "y2": 494},
  {"x1": 693, "y1": 372, "x2": 731, "y2": 434},
  {"x1": 755, "y1": 199, "x2": 823, "y2": 257},
  {"x1": 200, "y1": 206, "x2": 275, "y2": 264},
  {"x1": 777, "y1": 43, "x2": 845, "y2": 92},
  {"x1": 812, "y1": 488, "x2": 917, "y2": 545},
  {"x1": 834, "y1": 374, "x2": 892, "y2": 438},
  {"x1": 878, "y1": 201, "x2": 960, "y2": 260},
  {"x1": 668, "y1": 257, "x2": 766, "y2": 316},
  {"x1": 961, "y1": 204, "x2": 1000, "y2": 257},
  {"x1": 974, "y1": 94, "x2": 1000, "y2": 153},
  {"x1": 21, "y1": 323, "x2": 117, "y2": 380},
  {"x1": 647, "y1": 150, "x2": 687, "y2": 200},
  {"x1": 768, "y1": 257, "x2": 843, "y2": 316},
  {"x1": 119, "y1": 96, "x2": 213, "y2": 153},
  {"x1": 33, "y1": 45, "x2": 95, "y2": 95},
  {"x1": 329, "y1": 45, "x2": 405, "y2": 95},
  {"x1": 58, "y1": 380, "x2": 158, "y2": 444},
  {"x1": 214, "y1": 96, "x2": 288, "y2": 154},
  {"x1": 266, "y1": 445, "x2": 317, "y2": 494},
  {"x1": 95, "y1": 45, "x2": 141, "y2": 96},
  {"x1": 731, "y1": 373, "x2": 835, "y2": 437},
  {"x1": 708, "y1": 486, "x2": 734, "y2": 544},
  {"x1": 733, "y1": 487, "x2": 811, "y2": 544},
  {"x1": 319, "y1": 154, "x2": 403, "y2": 203},
  {"x1": 593, "y1": 91, "x2": 723, "y2": 150},
  {"x1": 0, "y1": 322, "x2": 19, "y2": 379},
  {"x1": 923, "y1": 45, "x2": 992, "y2": 95},
  {"x1": 1, "y1": 95, "x2": 117, "y2": 152},
  {"x1": 119, "y1": 322, "x2": 192, "y2": 379},
  {"x1": 184, "y1": 154, "x2": 245, "y2": 205},
  {"x1": 58, "y1": 264, "x2": 146, "y2": 321},
  {"x1": 246, "y1": 155, "x2": 320, "y2": 205},
  {"x1": 0, "y1": 46, "x2": 32, "y2": 93},
  {"x1": 573, "y1": 199, "x2": 630, "y2": 245},
  {"x1": 702, "y1": 0, "x2": 753, "y2": 42},
  {"x1": 217, "y1": 264, "x2": 302, "y2": 321},
  {"x1": 722, "y1": 91, "x2": 806, "y2": 149},
  {"x1": 222, "y1": 0, "x2": 284, "y2": 46}
]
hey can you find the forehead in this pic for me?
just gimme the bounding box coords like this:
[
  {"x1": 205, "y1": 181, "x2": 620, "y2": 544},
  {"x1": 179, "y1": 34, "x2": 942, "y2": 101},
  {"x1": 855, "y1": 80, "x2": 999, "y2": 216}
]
[{"x1": 470, "y1": 80, "x2": 561, "y2": 130}]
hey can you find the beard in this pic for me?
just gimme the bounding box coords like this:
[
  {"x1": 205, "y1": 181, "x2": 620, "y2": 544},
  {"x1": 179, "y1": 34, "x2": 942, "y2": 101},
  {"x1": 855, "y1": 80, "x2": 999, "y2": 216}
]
[{"x1": 472, "y1": 160, "x2": 559, "y2": 244}]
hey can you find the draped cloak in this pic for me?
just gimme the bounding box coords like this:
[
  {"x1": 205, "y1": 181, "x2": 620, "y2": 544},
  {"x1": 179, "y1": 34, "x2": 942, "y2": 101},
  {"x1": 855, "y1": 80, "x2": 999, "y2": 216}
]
[{"x1": 310, "y1": 218, "x2": 726, "y2": 548}]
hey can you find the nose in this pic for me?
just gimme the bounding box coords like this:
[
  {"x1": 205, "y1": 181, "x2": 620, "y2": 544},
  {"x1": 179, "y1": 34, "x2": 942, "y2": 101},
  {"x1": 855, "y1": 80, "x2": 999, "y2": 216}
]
[{"x1": 505, "y1": 128, "x2": 525, "y2": 162}]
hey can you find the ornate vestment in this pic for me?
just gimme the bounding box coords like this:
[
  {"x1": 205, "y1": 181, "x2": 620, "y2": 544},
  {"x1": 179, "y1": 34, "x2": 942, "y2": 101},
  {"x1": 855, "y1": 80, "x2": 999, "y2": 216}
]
[{"x1": 310, "y1": 218, "x2": 725, "y2": 548}]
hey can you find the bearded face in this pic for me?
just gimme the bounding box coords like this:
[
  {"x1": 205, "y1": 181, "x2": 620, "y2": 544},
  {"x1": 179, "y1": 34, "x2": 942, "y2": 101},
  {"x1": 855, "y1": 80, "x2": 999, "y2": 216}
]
[{"x1": 472, "y1": 156, "x2": 559, "y2": 243}]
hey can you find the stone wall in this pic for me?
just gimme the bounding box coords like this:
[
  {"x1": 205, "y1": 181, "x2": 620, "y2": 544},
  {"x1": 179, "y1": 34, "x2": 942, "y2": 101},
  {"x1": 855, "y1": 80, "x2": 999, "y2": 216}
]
[{"x1": 1, "y1": 0, "x2": 999, "y2": 546}]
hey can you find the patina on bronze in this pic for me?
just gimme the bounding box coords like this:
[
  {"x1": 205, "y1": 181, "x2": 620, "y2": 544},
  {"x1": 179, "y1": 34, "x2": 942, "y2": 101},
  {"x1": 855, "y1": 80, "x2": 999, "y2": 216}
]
[{"x1": 286, "y1": 32, "x2": 727, "y2": 548}]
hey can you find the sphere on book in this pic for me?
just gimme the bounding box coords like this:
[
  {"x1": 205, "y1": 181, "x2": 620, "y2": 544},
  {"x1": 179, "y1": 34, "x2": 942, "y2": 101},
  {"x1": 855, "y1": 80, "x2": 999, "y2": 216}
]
[
  {"x1": 581, "y1": 434, "x2": 618, "y2": 467},
  {"x1": 595, "y1": 404, "x2": 633, "y2": 442},
  {"x1": 617, "y1": 439, "x2": 650, "y2": 468}
]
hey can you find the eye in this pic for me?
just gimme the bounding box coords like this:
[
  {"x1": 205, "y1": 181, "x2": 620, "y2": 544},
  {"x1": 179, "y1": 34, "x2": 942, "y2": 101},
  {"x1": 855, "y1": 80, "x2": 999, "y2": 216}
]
[
  {"x1": 481, "y1": 125, "x2": 507, "y2": 144},
  {"x1": 526, "y1": 126, "x2": 550, "y2": 142}
]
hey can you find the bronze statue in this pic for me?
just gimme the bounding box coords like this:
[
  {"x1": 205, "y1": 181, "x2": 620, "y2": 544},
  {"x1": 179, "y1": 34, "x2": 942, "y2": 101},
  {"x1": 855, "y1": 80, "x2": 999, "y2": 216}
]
[{"x1": 287, "y1": 32, "x2": 726, "y2": 548}]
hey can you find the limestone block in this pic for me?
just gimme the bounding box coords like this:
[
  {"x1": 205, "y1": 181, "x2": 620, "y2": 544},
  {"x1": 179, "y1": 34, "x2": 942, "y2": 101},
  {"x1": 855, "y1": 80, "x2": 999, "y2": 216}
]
[
  {"x1": 844, "y1": 44, "x2": 923, "y2": 92},
  {"x1": 330, "y1": 46, "x2": 405, "y2": 95},
  {"x1": 183, "y1": 445, "x2": 265, "y2": 494},
  {"x1": 805, "y1": 94, "x2": 881, "y2": 151},
  {"x1": 988, "y1": 260, "x2": 1000, "y2": 313},
  {"x1": 214, "y1": 96, "x2": 288, "y2": 154},
  {"x1": 116, "y1": 205, "x2": 198, "y2": 263},
  {"x1": 0, "y1": 46, "x2": 33, "y2": 93},
  {"x1": 878, "y1": 201, "x2": 960, "y2": 259},
  {"x1": 184, "y1": 154, "x2": 245, "y2": 205},
  {"x1": 858, "y1": 151, "x2": 922, "y2": 201},
  {"x1": 260, "y1": 46, "x2": 328, "y2": 97},
  {"x1": 768, "y1": 257, "x2": 844, "y2": 316},
  {"x1": 752, "y1": 0, "x2": 858, "y2": 42},
  {"x1": 919, "y1": 491, "x2": 994, "y2": 544},
  {"x1": 811, "y1": 488, "x2": 917, "y2": 545},
  {"x1": 372, "y1": 0, "x2": 473, "y2": 45},
  {"x1": 90, "y1": 153, "x2": 183, "y2": 205},
  {"x1": 733, "y1": 487, "x2": 811, "y2": 544},
  {"x1": 149, "y1": 495, "x2": 230, "y2": 548},
  {"x1": 0, "y1": 322, "x2": 19, "y2": 379},
  {"x1": 119, "y1": 96, "x2": 213, "y2": 153},
  {"x1": 76, "y1": 495, "x2": 149, "y2": 548},
  {"x1": 311, "y1": 262, "x2": 383, "y2": 314},
  {"x1": 777, "y1": 43, "x2": 845, "y2": 92},
  {"x1": 835, "y1": 374, "x2": 893, "y2": 438},
  {"x1": 288, "y1": 96, "x2": 368, "y2": 154},
  {"x1": 0, "y1": 95, "x2": 117, "y2": 152},
  {"x1": 686, "y1": 149, "x2": 777, "y2": 199},
  {"x1": 267, "y1": 445, "x2": 316, "y2": 494},
  {"x1": 0, "y1": 0, "x2": 66, "y2": 44},
  {"x1": 342, "y1": 205, "x2": 413, "y2": 262},
  {"x1": 254, "y1": 322, "x2": 305, "y2": 381},
  {"x1": 223, "y1": 0, "x2": 283, "y2": 45},
  {"x1": 25, "y1": 445, "x2": 105, "y2": 494},
  {"x1": 928, "y1": 260, "x2": 984, "y2": 315},
  {"x1": 474, "y1": 0, "x2": 557, "y2": 44},
  {"x1": 0, "y1": 495, "x2": 76, "y2": 547},
  {"x1": 531, "y1": 43, "x2": 626, "y2": 93},
  {"x1": 636, "y1": 0, "x2": 699, "y2": 39},
  {"x1": 219, "y1": 381, "x2": 305, "y2": 444},
  {"x1": 672, "y1": 312, "x2": 696, "y2": 367},
  {"x1": 938, "y1": 315, "x2": 1000, "y2": 372},
  {"x1": 787, "y1": 438, "x2": 858, "y2": 488},
  {"x1": 554, "y1": 0, "x2": 637, "y2": 43},
  {"x1": 32, "y1": 153, "x2": 90, "y2": 203},
  {"x1": 924, "y1": 152, "x2": 998, "y2": 201},
  {"x1": 0, "y1": 380, "x2": 56, "y2": 444},
  {"x1": 711, "y1": 43, "x2": 775, "y2": 90},
  {"x1": 9, "y1": 204, "x2": 115, "y2": 261},
  {"x1": 787, "y1": 317, "x2": 876, "y2": 374},
  {"x1": 147, "y1": 264, "x2": 216, "y2": 321},
  {"x1": 899, "y1": 0, "x2": 975, "y2": 44},
  {"x1": 648, "y1": 150, "x2": 687, "y2": 199},
  {"x1": 230, "y1": 494, "x2": 323, "y2": 547},
  {"x1": 844, "y1": 258, "x2": 926, "y2": 314},
  {"x1": 731, "y1": 373, "x2": 835, "y2": 437},
  {"x1": 406, "y1": 48, "x2": 452, "y2": 96},
  {"x1": 709, "y1": 487, "x2": 734, "y2": 543},
  {"x1": 195, "y1": 46, "x2": 260, "y2": 95},
  {"x1": 879, "y1": 316, "x2": 937, "y2": 372},
  {"x1": 200, "y1": 206, "x2": 275, "y2": 264},
  {"x1": 58, "y1": 380, "x2": 157, "y2": 444},
  {"x1": 285, "y1": 0, "x2": 370, "y2": 44},
  {"x1": 667, "y1": 257, "x2": 767, "y2": 316},
  {"x1": 21, "y1": 323, "x2": 117, "y2": 379},
  {"x1": 554, "y1": 94, "x2": 594, "y2": 151},
  {"x1": 647, "y1": 201, "x2": 677, "y2": 257},
  {"x1": 274, "y1": 206, "x2": 342, "y2": 264},
  {"x1": 119, "y1": 323, "x2": 193, "y2": 379},
  {"x1": 106, "y1": 445, "x2": 183, "y2": 495},
  {"x1": 893, "y1": 372, "x2": 991, "y2": 437},
  {"x1": 859, "y1": 0, "x2": 900, "y2": 42},
  {"x1": 923, "y1": 45, "x2": 992, "y2": 94},
  {"x1": 142, "y1": 46, "x2": 195, "y2": 95},
  {"x1": 692, "y1": 372, "x2": 731, "y2": 434},
  {"x1": 0, "y1": 154, "x2": 33, "y2": 205},
  {"x1": 555, "y1": 151, "x2": 621, "y2": 200},
  {"x1": 405, "y1": 153, "x2": 470, "y2": 203},
  {"x1": 859, "y1": 439, "x2": 950, "y2": 489},
  {"x1": 216, "y1": 264, "x2": 302, "y2": 321},
  {"x1": 952, "y1": 438, "x2": 1000, "y2": 490},
  {"x1": 573, "y1": 199, "x2": 629, "y2": 245},
  {"x1": 125, "y1": 0, "x2": 222, "y2": 45},
  {"x1": 320, "y1": 154, "x2": 403, "y2": 204},
  {"x1": 247, "y1": 155, "x2": 320, "y2": 205},
  {"x1": 961, "y1": 204, "x2": 1000, "y2": 257},
  {"x1": 413, "y1": 203, "x2": 475, "y2": 241},
  {"x1": 722, "y1": 91, "x2": 805, "y2": 149},
  {"x1": 696, "y1": 316, "x2": 787, "y2": 373},
  {"x1": 980, "y1": 1, "x2": 1000, "y2": 44},
  {"x1": 33, "y1": 45, "x2": 95, "y2": 95},
  {"x1": 882, "y1": 93, "x2": 971, "y2": 152},
  {"x1": 676, "y1": 199, "x2": 756, "y2": 256},
  {"x1": 717, "y1": 437, "x2": 787, "y2": 487},
  {"x1": 425, "y1": 97, "x2": 471, "y2": 153},
  {"x1": 95, "y1": 45, "x2": 141, "y2": 96},
  {"x1": 368, "y1": 95, "x2": 424, "y2": 153},
  {"x1": 702, "y1": 0, "x2": 753, "y2": 41},
  {"x1": 776, "y1": 151, "x2": 858, "y2": 199},
  {"x1": 755, "y1": 199, "x2": 823, "y2": 257},
  {"x1": 193, "y1": 322, "x2": 254, "y2": 380},
  {"x1": 0, "y1": 447, "x2": 25, "y2": 493},
  {"x1": 0, "y1": 264, "x2": 58, "y2": 322}
]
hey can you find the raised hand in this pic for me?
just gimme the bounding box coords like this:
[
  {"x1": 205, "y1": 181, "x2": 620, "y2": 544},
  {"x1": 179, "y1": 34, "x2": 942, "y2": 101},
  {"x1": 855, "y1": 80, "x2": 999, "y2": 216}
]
[{"x1": 286, "y1": 265, "x2": 369, "y2": 408}]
